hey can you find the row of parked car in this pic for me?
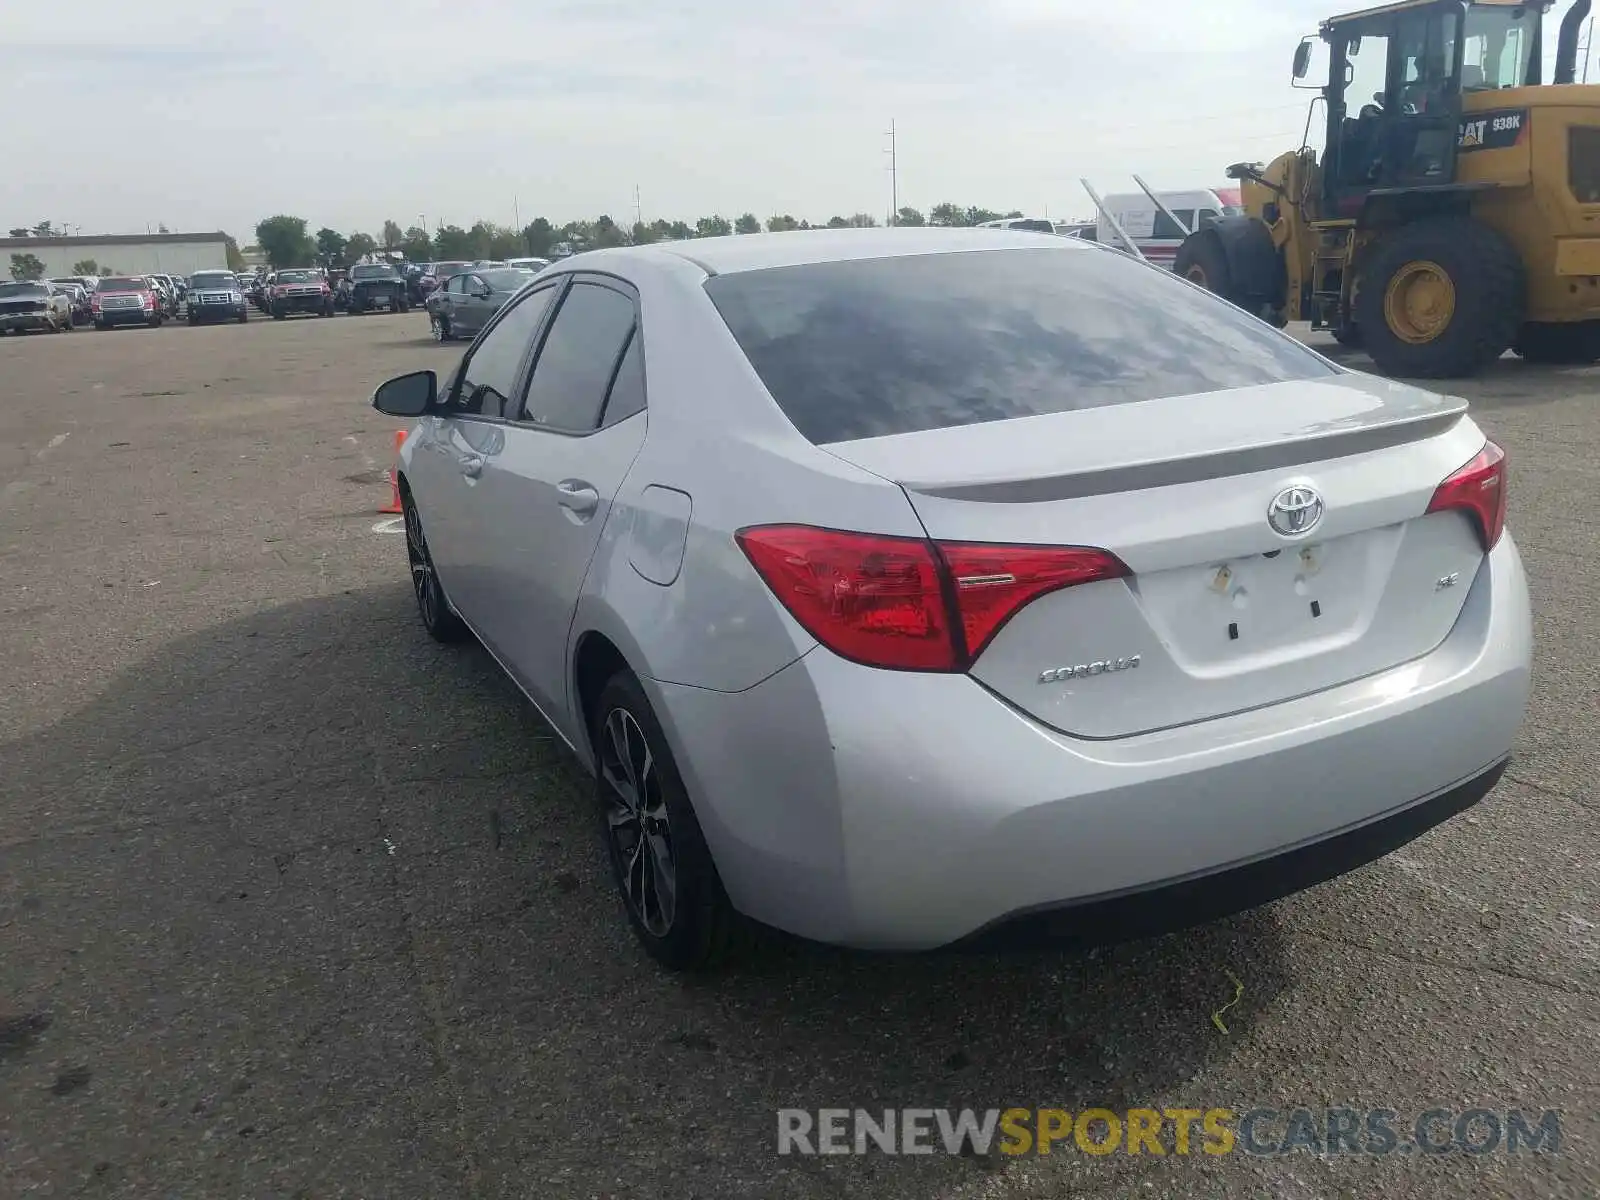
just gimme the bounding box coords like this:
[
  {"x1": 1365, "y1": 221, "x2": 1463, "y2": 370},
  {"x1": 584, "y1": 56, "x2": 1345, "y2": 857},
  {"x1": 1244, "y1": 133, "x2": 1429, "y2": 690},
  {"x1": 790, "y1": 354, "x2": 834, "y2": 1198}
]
[{"x1": 0, "y1": 255, "x2": 561, "y2": 336}]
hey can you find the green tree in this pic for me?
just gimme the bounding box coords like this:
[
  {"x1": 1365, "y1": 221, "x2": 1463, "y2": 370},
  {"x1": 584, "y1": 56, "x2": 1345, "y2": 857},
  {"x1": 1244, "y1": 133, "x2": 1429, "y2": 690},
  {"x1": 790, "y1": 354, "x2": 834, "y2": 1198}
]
[
  {"x1": 346, "y1": 232, "x2": 378, "y2": 261},
  {"x1": 521, "y1": 217, "x2": 555, "y2": 256},
  {"x1": 381, "y1": 219, "x2": 403, "y2": 250},
  {"x1": 401, "y1": 226, "x2": 432, "y2": 262},
  {"x1": 224, "y1": 237, "x2": 246, "y2": 272},
  {"x1": 665, "y1": 220, "x2": 694, "y2": 240},
  {"x1": 32, "y1": 221, "x2": 54, "y2": 237},
  {"x1": 928, "y1": 202, "x2": 966, "y2": 227},
  {"x1": 9, "y1": 253, "x2": 45, "y2": 280},
  {"x1": 631, "y1": 221, "x2": 659, "y2": 245},
  {"x1": 158, "y1": 223, "x2": 170, "y2": 234},
  {"x1": 846, "y1": 213, "x2": 879, "y2": 228},
  {"x1": 965, "y1": 207, "x2": 1003, "y2": 226},
  {"x1": 766, "y1": 214, "x2": 800, "y2": 232},
  {"x1": 734, "y1": 213, "x2": 761, "y2": 234},
  {"x1": 592, "y1": 215, "x2": 628, "y2": 248},
  {"x1": 255, "y1": 215, "x2": 315, "y2": 267},
  {"x1": 485, "y1": 223, "x2": 524, "y2": 259},
  {"x1": 825, "y1": 216, "x2": 850, "y2": 228},
  {"x1": 6, "y1": 228, "x2": 28, "y2": 238},
  {"x1": 895, "y1": 206, "x2": 926, "y2": 227},
  {"x1": 432, "y1": 225, "x2": 474, "y2": 259},
  {"x1": 71, "y1": 258, "x2": 99, "y2": 275},
  {"x1": 315, "y1": 227, "x2": 348, "y2": 267}
]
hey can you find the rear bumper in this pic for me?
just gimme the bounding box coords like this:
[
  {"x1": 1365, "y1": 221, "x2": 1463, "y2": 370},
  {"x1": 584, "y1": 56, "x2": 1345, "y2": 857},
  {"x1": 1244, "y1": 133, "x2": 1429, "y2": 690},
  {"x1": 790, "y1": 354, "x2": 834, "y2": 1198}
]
[
  {"x1": 651, "y1": 535, "x2": 1533, "y2": 950},
  {"x1": 349, "y1": 288, "x2": 401, "y2": 308}
]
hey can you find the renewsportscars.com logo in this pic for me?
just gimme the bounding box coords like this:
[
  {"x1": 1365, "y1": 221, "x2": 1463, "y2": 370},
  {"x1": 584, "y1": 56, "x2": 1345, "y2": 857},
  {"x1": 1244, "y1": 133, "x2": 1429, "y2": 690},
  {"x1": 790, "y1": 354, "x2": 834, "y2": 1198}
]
[{"x1": 777, "y1": 1107, "x2": 1565, "y2": 1158}]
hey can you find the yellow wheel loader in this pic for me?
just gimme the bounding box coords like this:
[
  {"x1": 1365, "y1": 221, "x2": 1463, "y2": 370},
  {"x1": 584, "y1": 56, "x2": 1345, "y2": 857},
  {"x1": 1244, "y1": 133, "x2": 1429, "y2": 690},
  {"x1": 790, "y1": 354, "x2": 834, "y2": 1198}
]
[{"x1": 1175, "y1": 0, "x2": 1600, "y2": 377}]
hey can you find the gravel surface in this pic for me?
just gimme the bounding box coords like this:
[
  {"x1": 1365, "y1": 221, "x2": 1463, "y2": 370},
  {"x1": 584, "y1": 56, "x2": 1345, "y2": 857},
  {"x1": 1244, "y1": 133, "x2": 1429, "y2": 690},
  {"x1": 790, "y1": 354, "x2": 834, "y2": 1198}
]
[{"x1": 0, "y1": 314, "x2": 1594, "y2": 1199}]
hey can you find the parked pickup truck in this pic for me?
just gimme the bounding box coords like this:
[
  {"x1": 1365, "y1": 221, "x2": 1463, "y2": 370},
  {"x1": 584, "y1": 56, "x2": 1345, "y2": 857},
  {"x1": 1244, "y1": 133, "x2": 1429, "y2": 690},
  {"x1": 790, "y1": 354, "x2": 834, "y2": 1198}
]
[
  {"x1": 0, "y1": 280, "x2": 73, "y2": 334},
  {"x1": 343, "y1": 263, "x2": 410, "y2": 314},
  {"x1": 268, "y1": 269, "x2": 335, "y2": 319}
]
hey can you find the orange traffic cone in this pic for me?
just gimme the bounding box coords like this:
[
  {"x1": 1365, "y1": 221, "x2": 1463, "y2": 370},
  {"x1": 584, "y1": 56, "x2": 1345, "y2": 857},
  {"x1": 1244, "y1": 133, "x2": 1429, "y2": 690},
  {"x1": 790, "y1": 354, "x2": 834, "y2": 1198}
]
[{"x1": 379, "y1": 429, "x2": 405, "y2": 514}]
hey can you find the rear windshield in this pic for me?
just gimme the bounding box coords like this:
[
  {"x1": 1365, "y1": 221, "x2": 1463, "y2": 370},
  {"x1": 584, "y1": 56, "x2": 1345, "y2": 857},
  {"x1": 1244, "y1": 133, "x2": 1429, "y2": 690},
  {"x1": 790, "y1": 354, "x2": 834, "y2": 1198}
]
[
  {"x1": 191, "y1": 272, "x2": 237, "y2": 288},
  {"x1": 100, "y1": 277, "x2": 145, "y2": 290},
  {"x1": 0, "y1": 282, "x2": 47, "y2": 297},
  {"x1": 351, "y1": 265, "x2": 394, "y2": 279},
  {"x1": 703, "y1": 247, "x2": 1336, "y2": 444},
  {"x1": 481, "y1": 269, "x2": 535, "y2": 291},
  {"x1": 432, "y1": 262, "x2": 469, "y2": 275}
]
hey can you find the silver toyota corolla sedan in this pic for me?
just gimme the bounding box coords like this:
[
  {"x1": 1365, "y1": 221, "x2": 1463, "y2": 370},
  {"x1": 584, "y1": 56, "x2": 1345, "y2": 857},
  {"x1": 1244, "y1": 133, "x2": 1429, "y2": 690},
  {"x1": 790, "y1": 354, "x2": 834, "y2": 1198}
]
[{"x1": 372, "y1": 228, "x2": 1532, "y2": 971}]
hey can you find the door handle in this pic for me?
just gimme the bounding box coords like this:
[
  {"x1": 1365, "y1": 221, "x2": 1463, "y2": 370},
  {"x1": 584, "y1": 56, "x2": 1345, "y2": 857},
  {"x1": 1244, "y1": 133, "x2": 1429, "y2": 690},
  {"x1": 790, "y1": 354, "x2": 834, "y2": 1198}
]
[
  {"x1": 556, "y1": 479, "x2": 599, "y2": 517},
  {"x1": 460, "y1": 455, "x2": 485, "y2": 479}
]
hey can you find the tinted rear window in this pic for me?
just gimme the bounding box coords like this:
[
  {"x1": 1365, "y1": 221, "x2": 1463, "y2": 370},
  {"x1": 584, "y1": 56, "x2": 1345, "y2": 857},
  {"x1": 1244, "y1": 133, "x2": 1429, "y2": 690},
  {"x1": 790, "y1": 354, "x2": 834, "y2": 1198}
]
[
  {"x1": 100, "y1": 278, "x2": 144, "y2": 290},
  {"x1": 703, "y1": 248, "x2": 1335, "y2": 444}
]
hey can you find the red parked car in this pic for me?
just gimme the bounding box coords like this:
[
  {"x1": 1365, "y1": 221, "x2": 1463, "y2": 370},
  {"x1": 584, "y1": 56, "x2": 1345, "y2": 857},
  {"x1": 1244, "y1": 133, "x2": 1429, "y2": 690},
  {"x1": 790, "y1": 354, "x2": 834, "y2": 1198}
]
[{"x1": 92, "y1": 277, "x2": 166, "y2": 330}]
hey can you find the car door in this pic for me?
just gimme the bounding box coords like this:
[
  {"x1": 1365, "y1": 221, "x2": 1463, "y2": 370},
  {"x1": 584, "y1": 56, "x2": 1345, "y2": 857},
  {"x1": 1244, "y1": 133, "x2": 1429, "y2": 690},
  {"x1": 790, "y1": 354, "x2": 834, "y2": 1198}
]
[
  {"x1": 410, "y1": 281, "x2": 565, "y2": 628},
  {"x1": 455, "y1": 274, "x2": 491, "y2": 335},
  {"x1": 441, "y1": 274, "x2": 466, "y2": 327},
  {"x1": 469, "y1": 275, "x2": 647, "y2": 734}
]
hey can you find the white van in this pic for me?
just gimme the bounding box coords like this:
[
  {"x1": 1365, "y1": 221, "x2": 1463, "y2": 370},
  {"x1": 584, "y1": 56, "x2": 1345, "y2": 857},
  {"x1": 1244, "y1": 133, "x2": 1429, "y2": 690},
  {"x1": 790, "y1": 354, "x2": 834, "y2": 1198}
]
[{"x1": 1094, "y1": 187, "x2": 1244, "y2": 268}]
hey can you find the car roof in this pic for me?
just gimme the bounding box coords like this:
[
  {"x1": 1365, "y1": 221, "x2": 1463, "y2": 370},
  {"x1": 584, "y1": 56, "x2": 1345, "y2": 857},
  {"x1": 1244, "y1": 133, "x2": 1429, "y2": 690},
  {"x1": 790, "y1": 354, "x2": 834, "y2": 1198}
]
[{"x1": 575, "y1": 227, "x2": 1090, "y2": 277}]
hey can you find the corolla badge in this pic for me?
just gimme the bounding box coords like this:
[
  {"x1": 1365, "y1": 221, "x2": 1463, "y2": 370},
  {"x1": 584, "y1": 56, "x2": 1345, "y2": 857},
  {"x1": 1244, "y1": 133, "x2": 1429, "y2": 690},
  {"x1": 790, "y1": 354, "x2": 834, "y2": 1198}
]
[
  {"x1": 1038, "y1": 655, "x2": 1141, "y2": 684},
  {"x1": 1267, "y1": 484, "x2": 1324, "y2": 537}
]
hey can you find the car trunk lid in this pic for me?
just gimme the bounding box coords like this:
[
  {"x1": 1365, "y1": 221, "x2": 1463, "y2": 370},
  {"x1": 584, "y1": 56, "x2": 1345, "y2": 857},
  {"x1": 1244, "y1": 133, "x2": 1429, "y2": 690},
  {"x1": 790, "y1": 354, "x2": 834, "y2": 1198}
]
[{"x1": 822, "y1": 374, "x2": 1493, "y2": 738}]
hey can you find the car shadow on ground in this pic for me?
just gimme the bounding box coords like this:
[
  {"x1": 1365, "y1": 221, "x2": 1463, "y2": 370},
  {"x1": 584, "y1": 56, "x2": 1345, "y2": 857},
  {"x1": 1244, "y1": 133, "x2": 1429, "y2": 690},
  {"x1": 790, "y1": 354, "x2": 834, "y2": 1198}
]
[{"x1": 0, "y1": 586, "x2": 1292, "y2": 1196}]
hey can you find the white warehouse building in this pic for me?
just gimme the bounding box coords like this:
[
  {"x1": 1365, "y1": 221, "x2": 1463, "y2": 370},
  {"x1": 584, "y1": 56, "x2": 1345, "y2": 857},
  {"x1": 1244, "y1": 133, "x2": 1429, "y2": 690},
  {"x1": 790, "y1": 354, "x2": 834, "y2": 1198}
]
[{"x1": 1, "y1": 232, "x2": 231, "y2": 278}]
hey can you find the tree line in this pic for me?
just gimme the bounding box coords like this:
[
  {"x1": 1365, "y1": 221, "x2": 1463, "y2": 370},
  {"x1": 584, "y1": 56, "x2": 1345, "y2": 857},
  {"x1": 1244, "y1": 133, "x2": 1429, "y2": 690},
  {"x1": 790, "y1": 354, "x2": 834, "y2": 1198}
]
[{"x1": 252, "y1": 204, "x2": 1034, "y2": 269}]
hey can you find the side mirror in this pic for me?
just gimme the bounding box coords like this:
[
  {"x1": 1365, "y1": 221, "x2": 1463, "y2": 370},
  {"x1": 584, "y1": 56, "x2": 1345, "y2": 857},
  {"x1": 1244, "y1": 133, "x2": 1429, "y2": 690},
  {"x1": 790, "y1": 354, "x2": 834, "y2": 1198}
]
[
  {"x1": 372, "y1": 369, "x2": 437, "y2": 417},
  {"x1": 1292, "y1": 38, "x2": 1313, "y2": 81}
]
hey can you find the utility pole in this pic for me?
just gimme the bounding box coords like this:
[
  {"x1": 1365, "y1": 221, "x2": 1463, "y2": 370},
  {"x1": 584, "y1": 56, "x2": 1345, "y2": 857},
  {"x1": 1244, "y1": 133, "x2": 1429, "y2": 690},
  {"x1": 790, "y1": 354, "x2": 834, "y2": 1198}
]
[
  {"x1": 634, "y1": 184, "x2": 642, "y2": 231},
  {"x1": 1585, "y1": 9, "x2": 1597, "y2": 83},
  {"x1": 514, "y1": 196, "x2": 521, "y2": 233},
  {"x1": 884, "y1": 120, "x2": 898, "y2": 225}
]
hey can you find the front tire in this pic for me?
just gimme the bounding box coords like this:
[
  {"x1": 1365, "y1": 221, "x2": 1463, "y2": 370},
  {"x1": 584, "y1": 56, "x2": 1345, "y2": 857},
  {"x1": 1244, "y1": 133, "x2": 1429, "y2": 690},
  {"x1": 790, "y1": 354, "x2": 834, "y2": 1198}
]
[
  {"x1": 1355, "y1": 217, "x2": 1523, "y2": 378},
  {"x1": 592, "y1": 669, "x2": 744, "y2": 971},
  {"x1": 1173, "y1": 233, "x2": 1235, "y2": 300},
  {"x1": 402, "y1": 491, "x2": 467, "y2": 643}
]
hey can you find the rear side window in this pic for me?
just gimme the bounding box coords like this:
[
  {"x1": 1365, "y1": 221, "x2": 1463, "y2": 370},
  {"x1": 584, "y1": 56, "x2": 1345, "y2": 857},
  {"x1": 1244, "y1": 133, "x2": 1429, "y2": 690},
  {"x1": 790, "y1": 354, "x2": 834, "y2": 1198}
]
[
  {"x1": 704, "y1": 247, "x2": 1336, "y2": 444},
  {"x1": 519, "y1": 282, "x2": 637, "y2": 432}
]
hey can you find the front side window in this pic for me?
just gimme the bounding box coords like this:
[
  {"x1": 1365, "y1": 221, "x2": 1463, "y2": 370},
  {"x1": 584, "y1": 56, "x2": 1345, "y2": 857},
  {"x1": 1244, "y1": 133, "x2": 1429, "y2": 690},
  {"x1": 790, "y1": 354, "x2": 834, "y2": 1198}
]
[
  {"x1": 518, "y1": 282, "x2": 637, "y2": 432},
  {"x1": 704, "y1": 247, "x2": 1337, "y2": 445},
  {"x1": 453, "y1": 284, "x2": 559, "y2": 418}
]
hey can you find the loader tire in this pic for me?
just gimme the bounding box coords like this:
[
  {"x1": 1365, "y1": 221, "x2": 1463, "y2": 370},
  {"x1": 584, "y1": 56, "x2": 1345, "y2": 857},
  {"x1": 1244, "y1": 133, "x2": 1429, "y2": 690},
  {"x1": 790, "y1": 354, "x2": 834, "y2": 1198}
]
[
  {"x1": 1512, "y1": 320, "x2": 1600, "y2": 365},
  {"x1": 1355, "y1": 217, "x2": 1523, "y2": 379},
  {"x1": 1174, "y1": 234, "x2": 1234, "y2": 299}
]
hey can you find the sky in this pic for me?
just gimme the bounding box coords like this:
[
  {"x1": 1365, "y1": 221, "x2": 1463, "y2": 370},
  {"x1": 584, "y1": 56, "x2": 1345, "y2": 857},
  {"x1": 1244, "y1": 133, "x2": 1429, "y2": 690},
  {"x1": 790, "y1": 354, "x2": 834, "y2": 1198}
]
[{"x1": 0, "y1": 0, "x2": 1580, "y2": 241}]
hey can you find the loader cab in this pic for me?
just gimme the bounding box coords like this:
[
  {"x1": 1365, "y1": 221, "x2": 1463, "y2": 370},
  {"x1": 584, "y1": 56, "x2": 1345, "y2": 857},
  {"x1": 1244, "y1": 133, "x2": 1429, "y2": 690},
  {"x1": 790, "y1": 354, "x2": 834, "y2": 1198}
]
[{"x1": 1315, "y1": 0, "x2": 1546, "y2": 216}]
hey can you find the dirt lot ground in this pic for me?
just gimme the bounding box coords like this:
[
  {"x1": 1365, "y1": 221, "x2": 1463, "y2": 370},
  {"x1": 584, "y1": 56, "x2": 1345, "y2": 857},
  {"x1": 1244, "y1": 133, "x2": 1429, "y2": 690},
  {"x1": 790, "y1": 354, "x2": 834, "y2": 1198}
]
[{"x1": 1, "y1": 312, "x2": 1596, "y2": 1199}]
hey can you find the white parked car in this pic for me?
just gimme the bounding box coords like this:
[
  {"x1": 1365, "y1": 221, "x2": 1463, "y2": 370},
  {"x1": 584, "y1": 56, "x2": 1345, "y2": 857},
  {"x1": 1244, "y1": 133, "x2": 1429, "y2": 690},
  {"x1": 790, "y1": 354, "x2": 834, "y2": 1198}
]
[{"x1": 372, "y1": 228, "x2": 1532, "y2": 970}]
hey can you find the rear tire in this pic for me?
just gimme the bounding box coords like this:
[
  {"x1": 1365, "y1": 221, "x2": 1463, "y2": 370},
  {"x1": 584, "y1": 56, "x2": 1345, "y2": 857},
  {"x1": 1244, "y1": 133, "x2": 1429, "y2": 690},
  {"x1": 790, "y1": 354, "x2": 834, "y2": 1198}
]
[
  {"x1": 591, "y1": 669, "x2": 746, "y2": 971},
  {"x1": 431, "y1": 313, "x2": 451, "y2": 342},
  {"x1": 1355, "y1": 217, "x2": 1523, "y2": 379},
  {"x1": 1512, "y1": 320, "x2": 1600, "y2": 365}
]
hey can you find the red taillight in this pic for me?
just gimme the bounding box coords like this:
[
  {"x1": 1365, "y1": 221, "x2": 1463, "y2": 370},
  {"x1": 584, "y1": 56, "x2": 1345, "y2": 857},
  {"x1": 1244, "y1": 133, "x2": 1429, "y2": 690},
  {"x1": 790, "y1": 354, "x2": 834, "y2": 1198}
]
[
  {"x1": 938, "y1": 541, "x2": 1130, "y2": 659},
  {"x1": 735, "y1": 524, "x2": 1128, "y2": 671},
  {"x1": 1426, "y1": 440, "x2": 1507, "y2": 551}
]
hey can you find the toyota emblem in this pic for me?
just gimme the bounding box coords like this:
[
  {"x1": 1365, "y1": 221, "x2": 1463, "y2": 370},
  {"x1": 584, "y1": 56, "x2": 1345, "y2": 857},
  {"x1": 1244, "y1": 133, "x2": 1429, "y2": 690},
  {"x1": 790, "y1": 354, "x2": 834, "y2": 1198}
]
[{"x1": 1267, "y1": 485, "x2": 1324, "y2": 537}]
